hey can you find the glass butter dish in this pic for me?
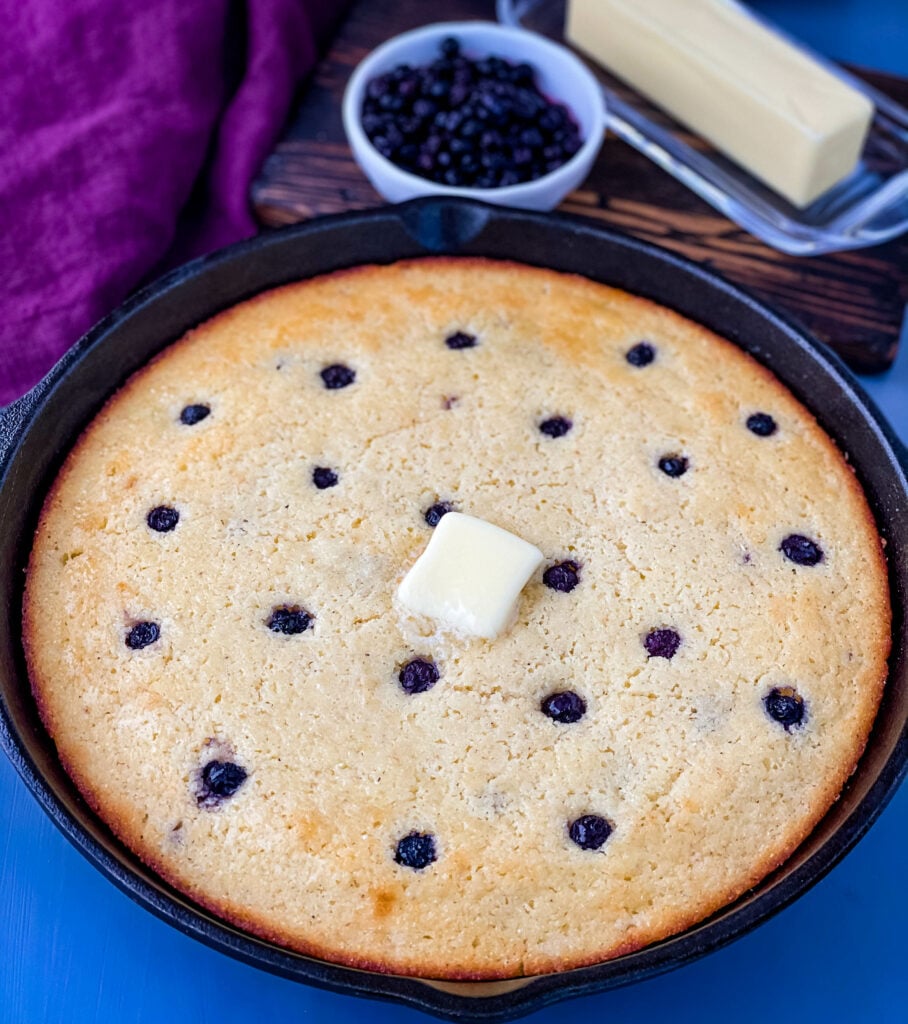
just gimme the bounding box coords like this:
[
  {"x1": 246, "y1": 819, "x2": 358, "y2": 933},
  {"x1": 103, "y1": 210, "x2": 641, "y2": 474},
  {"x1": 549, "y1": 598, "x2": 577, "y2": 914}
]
[{"x1": 497, "y1": 0, "x2": 908, "y2": 255}]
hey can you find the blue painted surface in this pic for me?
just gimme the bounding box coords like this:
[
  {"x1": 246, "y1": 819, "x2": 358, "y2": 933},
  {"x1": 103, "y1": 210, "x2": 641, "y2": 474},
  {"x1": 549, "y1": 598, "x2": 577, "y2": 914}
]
[
  {"x1": 2, "y1": 4, "x2": 908, "y2": 1022},
  {"x1": 752, "y1": 0, "x2": 908, "y2": 75}
]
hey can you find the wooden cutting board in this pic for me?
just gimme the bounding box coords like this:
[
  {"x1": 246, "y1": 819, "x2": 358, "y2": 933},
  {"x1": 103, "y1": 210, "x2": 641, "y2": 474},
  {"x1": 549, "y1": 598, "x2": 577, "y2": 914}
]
[{"x1": 251, "y1": 0, "x2": 908, "y2": 373}]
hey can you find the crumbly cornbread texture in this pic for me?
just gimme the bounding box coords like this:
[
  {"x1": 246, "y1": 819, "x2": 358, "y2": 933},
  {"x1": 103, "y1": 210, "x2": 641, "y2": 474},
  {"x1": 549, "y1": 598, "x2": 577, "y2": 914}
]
[{"x1": 24, "y1": 259, "x2": 890, "y2": 978}]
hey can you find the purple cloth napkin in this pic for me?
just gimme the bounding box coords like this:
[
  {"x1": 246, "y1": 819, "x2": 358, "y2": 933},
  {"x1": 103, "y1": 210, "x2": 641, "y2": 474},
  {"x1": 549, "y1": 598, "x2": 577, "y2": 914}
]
[{"x1": 0, "y1": 0, "x2": 346, "y2": 406}]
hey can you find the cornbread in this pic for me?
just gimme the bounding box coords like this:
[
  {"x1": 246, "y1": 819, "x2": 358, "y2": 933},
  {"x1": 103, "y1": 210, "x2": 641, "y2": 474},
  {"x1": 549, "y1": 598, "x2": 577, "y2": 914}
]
[{"x1": 23, "y1": 259, "x2": 890, "y2": 978}]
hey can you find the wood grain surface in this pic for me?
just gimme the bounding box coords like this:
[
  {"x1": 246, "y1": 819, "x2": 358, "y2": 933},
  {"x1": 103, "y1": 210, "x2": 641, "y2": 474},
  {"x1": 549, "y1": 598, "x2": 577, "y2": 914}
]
[{"x1": 251, "y1": 0, "x2": 908, "y2": 373}]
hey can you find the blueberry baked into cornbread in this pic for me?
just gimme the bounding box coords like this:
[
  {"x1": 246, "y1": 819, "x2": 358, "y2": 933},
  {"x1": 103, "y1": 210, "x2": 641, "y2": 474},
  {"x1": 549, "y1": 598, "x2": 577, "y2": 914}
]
[{"x1": 24, "y1": 259, "x2": 890, "y2": 978}]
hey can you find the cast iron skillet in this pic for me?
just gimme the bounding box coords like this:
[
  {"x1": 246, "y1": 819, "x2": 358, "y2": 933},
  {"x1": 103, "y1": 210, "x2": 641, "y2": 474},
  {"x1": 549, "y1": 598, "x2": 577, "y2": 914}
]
[{"x1": 1, "y1": 198, "x2": 906, "y2": 1022}]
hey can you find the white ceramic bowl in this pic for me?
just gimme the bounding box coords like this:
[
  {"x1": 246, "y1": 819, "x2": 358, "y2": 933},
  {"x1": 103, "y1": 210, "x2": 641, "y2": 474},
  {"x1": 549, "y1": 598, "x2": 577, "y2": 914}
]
[{"x1": 342, "y1": 21, "x2": 606, "y2": 210}]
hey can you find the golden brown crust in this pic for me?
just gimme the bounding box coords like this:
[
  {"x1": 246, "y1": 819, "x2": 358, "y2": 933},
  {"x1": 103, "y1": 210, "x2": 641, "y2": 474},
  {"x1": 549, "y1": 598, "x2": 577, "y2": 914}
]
[{"x1": 23, "y1": 257, "x2": 890, "y2": 979}]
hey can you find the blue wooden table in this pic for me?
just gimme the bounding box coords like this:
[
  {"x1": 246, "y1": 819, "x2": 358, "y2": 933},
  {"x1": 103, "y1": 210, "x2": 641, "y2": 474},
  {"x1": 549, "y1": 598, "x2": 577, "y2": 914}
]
[{"x1": 3, "y1": 4, "x2": 907, "y2": 1022}]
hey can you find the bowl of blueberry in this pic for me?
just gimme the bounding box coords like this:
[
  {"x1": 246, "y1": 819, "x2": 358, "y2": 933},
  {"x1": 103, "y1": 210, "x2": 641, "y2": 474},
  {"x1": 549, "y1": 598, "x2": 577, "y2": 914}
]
[{"x1": 342, "y1": 21, "x2": 605, "y2": 209}]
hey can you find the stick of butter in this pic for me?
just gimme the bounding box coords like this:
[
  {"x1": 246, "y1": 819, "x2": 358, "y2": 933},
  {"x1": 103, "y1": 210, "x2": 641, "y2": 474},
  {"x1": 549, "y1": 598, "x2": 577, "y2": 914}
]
[
  {"x1": 566, "y1": 0, "x2": 873, "y2": 208},
  {"x1": 397, "y1": 512, "x2": 544, "y2": 640}
]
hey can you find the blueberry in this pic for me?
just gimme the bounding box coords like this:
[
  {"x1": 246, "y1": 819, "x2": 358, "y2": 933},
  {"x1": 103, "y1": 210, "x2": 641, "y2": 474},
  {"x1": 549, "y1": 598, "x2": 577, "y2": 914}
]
[
  {"x1": 445, "y1": 331, "x2": 477, "y2": 350},
  {"x1": 413, "y1": 98, "x2": 436, "y2": 120},
  {"x1": 541, "y1": 690, "x2": 587, "y2": 723},
  {"x1": 366, "y1": 77, "x2": 389, "y2": 101},
  {"x1": 514, "y1": 97, "x2": 540, "y2": 120},
  {"x1": 399, "y1": 658, "x2": 439, "y2": 694},
  {"x1": 644, "y1": 628, "x2": 681, "y2": 660},
  {"x1": 780, "y1": 534, "x2": 824, "y2": 566},
  {"x1": 360, "y1": 37, "x2": 583, "y2": 189},
  {"x1": 424, "y1": 502, "x2": 452, "y2": 527},
  {"x1": 543, "y1": 560, "x2": 580, "y2": 593},
  {"x1": 312, "y1": 467, "x2": 339, "y2": 489},
  {"x1": 521, "y1": 127, "x2": 544, "y2": 148},
  {"x1": 400, "y1": 142, "x2": 420, "y2": 164},
  {"x1": 199, "y1": 760, "x2": 248, "y2": 803},
  {"x1": 763, "y1": 687, "x2": 806, "y2": 731},
  {"x1": 568, "y1": 814, "x2": 613, "y2": 850},
  {"x1": 126, "y1": 621, "x2": 160, "y2": 650},
  {"x1": 512, "y1": 62, "x2": 535, "y2": 86},
  {"x1": 658, "y1": 454, "x2": 689, "y2": 478},
  {"x1": 320, "y1": 364, "x2": 356, "y2": 390},
  {"x1": 378, "y1": 93, "x2": 403, "y2": 114},
  {"x1": 625, "y1": 342, "x2": 655, "y2": 367},
  {"x1": 398, "y1": 79, "x2": 418, "y2": 101},
  {"x1": 179, "y1": 403, "x2": 210, "y2": 425},
  {"x1": 146, "y1": 506, "x2": 179, "y2": 533},
  {"x1": 539, "y1": 416, "x2": 573, "y2": 439},
  {"x1": 395, "y1": 831, "x2": 437, "y2": 870},
  {"x1": 267, "y1": 606, "x2": 313, "y2": 635},
  {"x1": 460, "y1": 154, "x2": 480, "y2": 175},
  {"x1": 449, "y1": 84, "x2": 470, "y2": 109},
  {"x1": 746, "y1": 412, "x2": 778, "y2": 437},
  {"x1": 384, "y1": 124, "x2": 404, "y2": 149}
]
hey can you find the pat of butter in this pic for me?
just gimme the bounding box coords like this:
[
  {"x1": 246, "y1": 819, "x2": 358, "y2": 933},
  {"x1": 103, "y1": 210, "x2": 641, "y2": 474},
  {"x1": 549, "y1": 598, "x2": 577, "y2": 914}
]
[
  {"x1": 566, "y1": 0, "x2": 873, "y2": 208},
  {"x1": 397, "y1": 513, "x2": 544, "y2": 640}
]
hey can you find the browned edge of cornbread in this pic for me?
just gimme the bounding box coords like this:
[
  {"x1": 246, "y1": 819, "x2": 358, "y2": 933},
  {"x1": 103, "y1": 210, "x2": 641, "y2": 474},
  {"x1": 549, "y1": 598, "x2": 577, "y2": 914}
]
[{"x1": 22, "y1": 257, "x2": 892, "y2": 979}]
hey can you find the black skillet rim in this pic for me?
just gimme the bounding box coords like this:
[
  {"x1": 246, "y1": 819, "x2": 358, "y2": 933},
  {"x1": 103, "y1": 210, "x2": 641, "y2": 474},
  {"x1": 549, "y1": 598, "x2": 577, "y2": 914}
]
[{"x1": 0, "y1": 198, "x2": 906, "y2": 1022}]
